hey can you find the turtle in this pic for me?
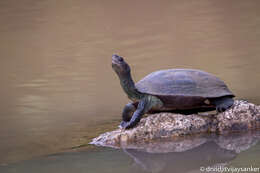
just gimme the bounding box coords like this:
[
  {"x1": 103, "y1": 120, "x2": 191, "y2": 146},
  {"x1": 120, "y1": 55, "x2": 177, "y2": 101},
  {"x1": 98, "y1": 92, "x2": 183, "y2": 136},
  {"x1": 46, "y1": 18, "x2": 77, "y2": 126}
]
[{"x1": 112, "y1": 54, "x2": 235, "y2": 129}]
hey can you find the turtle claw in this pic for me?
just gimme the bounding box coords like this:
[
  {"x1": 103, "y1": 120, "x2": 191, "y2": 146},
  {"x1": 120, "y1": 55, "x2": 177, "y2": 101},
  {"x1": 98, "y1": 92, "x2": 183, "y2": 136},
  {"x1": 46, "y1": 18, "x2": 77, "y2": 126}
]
[
  {"x1": 120, "y1": 121, "x2": 128, "y2": 128},
  {"x1": 217, "y1": 107, "x2": 224, "y2": 113},
  {"x1": 216, "y1": 104, "x2": 229, "y2": 113},
  {"x1": 120, "y1": 121, "x2": 131, "y2": 129}
]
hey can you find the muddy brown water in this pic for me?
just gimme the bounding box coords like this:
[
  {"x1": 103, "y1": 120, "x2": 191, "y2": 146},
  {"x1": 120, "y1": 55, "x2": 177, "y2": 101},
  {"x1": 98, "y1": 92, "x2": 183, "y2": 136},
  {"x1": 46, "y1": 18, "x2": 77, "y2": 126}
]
[{"x1": 0, "y1": 0, "x2": 260, "y2": 171}]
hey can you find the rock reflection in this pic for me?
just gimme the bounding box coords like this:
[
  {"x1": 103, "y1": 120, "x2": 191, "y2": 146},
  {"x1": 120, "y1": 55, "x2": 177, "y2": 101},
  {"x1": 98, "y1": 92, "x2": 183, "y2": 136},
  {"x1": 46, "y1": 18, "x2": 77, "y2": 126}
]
[{"x1": 123, "y1": 131, "x2": 260, "y2": 173}]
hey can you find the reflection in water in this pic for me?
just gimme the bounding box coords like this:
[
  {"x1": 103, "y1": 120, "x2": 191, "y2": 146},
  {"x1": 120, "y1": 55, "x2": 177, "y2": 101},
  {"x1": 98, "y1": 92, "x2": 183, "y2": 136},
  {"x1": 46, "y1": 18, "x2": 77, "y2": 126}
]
[
  {"x1": 0, "y1": 132, "x2": 259, "y2": 173},
  {"x1": 125, "y1": 143, "x2": 236, "y2": 173},
  {"x1": 0, "y1": 0, "x2": 260, "y2": 164},
  {"x1": 124, "y1": 132, "x2": 260, "y2": 173}
]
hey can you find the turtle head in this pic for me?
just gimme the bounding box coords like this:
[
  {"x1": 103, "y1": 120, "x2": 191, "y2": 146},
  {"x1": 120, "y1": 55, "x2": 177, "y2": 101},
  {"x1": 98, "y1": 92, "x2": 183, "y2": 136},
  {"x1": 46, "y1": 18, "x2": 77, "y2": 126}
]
[
  {"x1": 112, "y1": 54, "x2": 142, "y2": 100},
  {"x1": 112, "y1": 54, "x2": 131, "y2": 77}
]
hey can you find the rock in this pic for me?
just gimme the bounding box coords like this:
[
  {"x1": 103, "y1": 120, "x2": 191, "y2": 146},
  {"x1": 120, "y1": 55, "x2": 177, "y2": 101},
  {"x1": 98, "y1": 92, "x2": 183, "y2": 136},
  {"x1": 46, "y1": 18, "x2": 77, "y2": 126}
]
[
  {"x1": 90, "y1": 100, "x2": 260, "y2": 148},
  {"x1": 217, "y1": 100, "x2": 260, "y2": 132}
]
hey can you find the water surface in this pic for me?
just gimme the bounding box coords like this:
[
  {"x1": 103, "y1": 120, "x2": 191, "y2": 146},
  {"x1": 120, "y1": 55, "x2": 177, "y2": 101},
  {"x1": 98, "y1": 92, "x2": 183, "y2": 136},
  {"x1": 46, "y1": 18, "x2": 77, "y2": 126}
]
[{"x1": 1, "y1": 132, "x2": 260, "y2": 173}]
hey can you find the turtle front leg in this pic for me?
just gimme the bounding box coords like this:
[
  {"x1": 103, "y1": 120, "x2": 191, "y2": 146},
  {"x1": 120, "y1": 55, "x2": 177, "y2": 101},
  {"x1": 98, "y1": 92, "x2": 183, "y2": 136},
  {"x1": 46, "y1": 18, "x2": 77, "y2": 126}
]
[
  {"x1": 120, "y1": 99, "x2": 147, "y2": 129},
  {"x1": 120, "y1": 102, "x2": 137, "y2": 127},
  {"x1": 121, "y1": 95, "x2": 163, "y2": 129}
]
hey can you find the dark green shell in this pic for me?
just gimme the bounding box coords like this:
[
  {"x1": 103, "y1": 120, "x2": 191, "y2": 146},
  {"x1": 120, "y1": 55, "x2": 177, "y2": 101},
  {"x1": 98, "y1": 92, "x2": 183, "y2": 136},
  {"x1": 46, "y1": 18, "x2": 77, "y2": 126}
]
[{"x1": 135, "y1": 69, "x2": 234, "y2": 98}]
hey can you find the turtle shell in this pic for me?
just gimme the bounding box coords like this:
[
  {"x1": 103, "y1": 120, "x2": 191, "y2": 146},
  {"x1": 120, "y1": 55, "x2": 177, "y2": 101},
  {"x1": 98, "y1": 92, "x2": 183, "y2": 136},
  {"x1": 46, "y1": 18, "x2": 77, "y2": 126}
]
[{"x1": 135, "y1": 69, "x2": 234, "y2": 98}]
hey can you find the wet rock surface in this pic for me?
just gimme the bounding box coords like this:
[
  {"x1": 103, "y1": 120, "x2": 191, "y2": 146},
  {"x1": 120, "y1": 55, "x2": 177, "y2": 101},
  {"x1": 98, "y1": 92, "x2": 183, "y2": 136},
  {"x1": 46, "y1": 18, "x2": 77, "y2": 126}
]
[{"x1": 90, "y1": 100, "x2": 260, "y2": 148}]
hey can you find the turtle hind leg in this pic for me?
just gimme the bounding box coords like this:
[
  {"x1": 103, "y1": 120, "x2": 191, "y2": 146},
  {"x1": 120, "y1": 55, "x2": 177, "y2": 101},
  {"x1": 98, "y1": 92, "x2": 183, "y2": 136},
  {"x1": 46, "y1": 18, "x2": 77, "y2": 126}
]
[{"x1": 211, "y1": 96, "x2": 234, "y2": 112}]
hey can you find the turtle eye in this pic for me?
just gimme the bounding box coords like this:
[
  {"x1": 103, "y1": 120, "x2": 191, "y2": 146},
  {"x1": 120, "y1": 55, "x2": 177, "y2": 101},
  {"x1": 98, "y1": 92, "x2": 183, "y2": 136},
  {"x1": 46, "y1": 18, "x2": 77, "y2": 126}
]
[{"x1": 118, "y1": 57, "x2": 123, "y2": 62}]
